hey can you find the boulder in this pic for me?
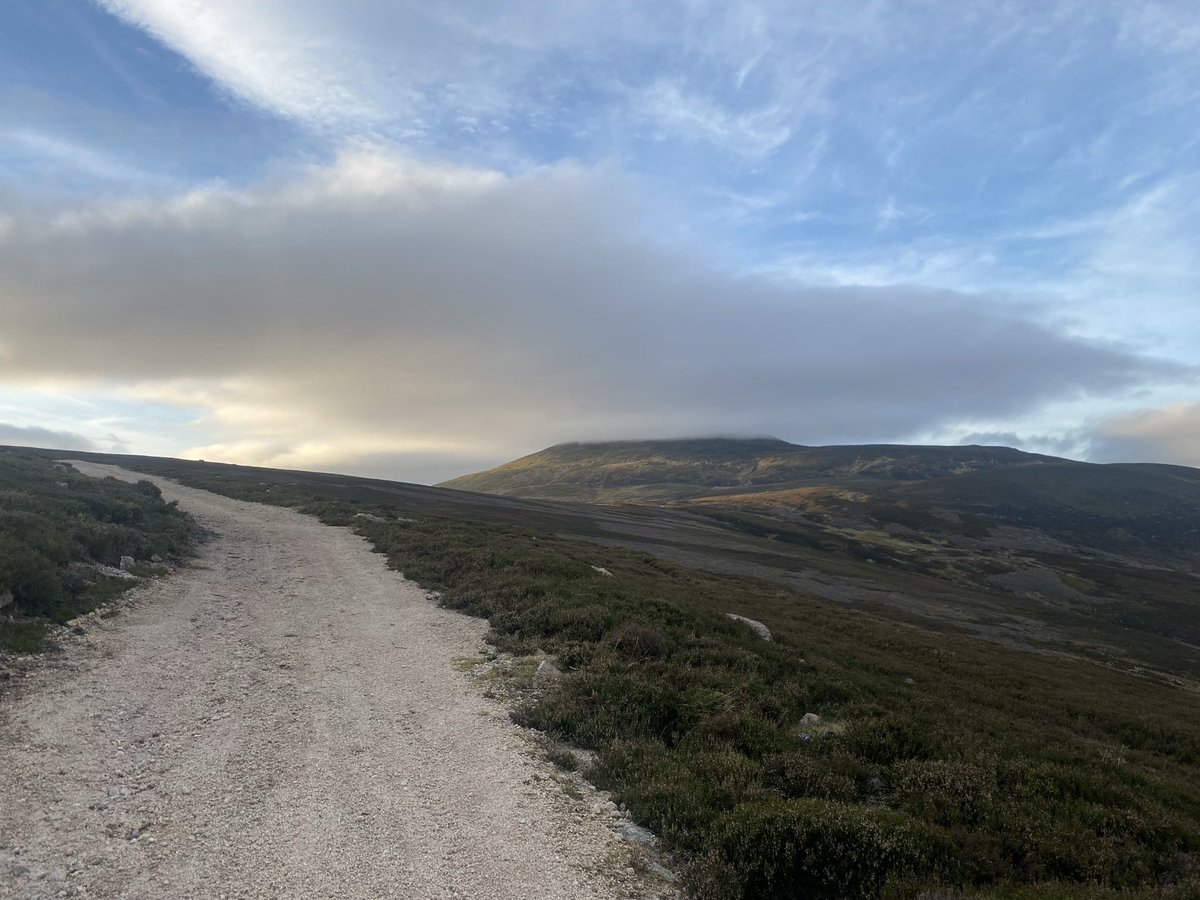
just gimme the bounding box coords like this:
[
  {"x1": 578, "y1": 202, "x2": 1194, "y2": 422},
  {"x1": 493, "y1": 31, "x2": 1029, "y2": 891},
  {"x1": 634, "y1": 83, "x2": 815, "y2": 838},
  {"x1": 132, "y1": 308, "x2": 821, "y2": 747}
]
[
  {"x1": 619, "y1": 822, "x2": 658, "y2": 847},
  {"x1": 535, "y1": 658, "x2": 562, "y2": 682},
  {"x1": 725, "y1": 613, "x2": 772, "y2": 641},
  {"x1": 119, "y1": 556, "x2": 136, "y2": 572}
]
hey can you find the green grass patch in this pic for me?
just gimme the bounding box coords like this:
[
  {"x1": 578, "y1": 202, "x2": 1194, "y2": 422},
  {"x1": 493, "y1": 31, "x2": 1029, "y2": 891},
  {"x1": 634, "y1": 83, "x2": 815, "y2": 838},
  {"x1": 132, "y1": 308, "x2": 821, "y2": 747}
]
[{"x1": 0, "y1": 618, "x2": 49, "y2": 653}]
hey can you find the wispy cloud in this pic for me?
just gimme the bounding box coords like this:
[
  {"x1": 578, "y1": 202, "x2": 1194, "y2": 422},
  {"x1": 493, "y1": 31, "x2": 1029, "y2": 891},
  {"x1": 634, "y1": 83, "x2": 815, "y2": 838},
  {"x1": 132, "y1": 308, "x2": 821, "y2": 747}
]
[
  {"x1": 2, "y1": 128, "x2": 166, "y2": 186},
  {"x1": 635, "y1": 80, "x2": 792, "y2": 162}
]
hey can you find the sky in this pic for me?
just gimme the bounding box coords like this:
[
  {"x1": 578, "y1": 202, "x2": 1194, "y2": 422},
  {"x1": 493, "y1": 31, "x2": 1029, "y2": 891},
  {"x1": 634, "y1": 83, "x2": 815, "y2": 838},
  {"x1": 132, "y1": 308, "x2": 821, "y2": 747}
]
[{"x1": 1, "y1": 1, "x2": 1198, "y2": 483}]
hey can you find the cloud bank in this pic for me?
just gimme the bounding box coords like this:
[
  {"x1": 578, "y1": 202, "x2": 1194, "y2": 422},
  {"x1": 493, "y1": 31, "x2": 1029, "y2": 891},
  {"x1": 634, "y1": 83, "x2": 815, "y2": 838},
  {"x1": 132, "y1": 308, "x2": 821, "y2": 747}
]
[
  {"x1": 0, "y1": 150, "x2": 1182, "y2": 481},
  {"x1": 1090, "y1": 404, "x2": 1200, "y2": 467},
  {"x1": 0, "y1": 423, "x2": 99, "y2": 451}
]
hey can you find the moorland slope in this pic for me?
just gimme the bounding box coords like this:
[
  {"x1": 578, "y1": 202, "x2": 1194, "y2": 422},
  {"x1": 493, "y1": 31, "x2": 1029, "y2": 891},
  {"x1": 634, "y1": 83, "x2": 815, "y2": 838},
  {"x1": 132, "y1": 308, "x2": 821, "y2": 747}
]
[
  {"x1": 437, "y1": 438, "x2": 1060, "y2": 502},
  {"x1": 10, "y1": 444, "x2": 1200, "y2": 896}
]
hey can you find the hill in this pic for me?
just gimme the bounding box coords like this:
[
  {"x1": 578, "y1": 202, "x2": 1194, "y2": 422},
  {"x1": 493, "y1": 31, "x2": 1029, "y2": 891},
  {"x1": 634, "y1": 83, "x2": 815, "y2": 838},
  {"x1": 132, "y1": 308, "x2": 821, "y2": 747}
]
[
  {"x1": 11, "y1": 444, "x2": 1200, "y2": 896},
  {"x1": 442, "y1": 438, "x2": 1200, "y2": 565},
  {"x1": 438, "y1": 438, "x2": 1059, "y2": 502}
]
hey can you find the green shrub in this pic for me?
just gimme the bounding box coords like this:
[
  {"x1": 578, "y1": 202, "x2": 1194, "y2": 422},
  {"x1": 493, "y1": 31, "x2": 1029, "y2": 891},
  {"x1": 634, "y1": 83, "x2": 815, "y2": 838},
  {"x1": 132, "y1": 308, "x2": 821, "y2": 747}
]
[
  {"x1": 0, "y1": 451, "x2": 199, "y2": 636},
  {"x1": 0, "y1": 541, "x2": 64, "y2": 617},
  {"x1": 704, "y1": 798, "x2": 954, "y2": 898},
  {"x1": 0, "y1": 619, "x2": 49, "y2": 653}
]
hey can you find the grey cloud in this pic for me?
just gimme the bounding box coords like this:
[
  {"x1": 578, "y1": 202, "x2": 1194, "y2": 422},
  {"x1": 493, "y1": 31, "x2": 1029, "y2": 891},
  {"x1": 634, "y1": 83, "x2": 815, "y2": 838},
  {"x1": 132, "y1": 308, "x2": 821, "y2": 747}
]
[
  {"x1": 957, "y1": 431, "x2": 1088, "y2": 459},
  {"x1": 0, "y1": 155, "x2": 1186, "y2": 478},
  {"x1": 0, "y1": 423, "x2": 97, "y2": 451},
  {"x1": 958, "y1": 431, "x2": 1025, "y2": 447}
]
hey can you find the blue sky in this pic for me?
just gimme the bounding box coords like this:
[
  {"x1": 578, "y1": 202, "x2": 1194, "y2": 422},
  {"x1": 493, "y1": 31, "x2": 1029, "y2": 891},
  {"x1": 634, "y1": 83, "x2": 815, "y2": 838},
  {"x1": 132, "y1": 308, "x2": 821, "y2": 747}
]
[{"x1": 1, "y1": 1, "x2": 1198, "y2": 481}]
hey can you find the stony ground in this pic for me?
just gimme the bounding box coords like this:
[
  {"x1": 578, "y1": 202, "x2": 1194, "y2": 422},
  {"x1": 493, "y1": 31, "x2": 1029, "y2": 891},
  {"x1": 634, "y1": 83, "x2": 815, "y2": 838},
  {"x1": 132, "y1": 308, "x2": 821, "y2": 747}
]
[{"x1": 0, "y1": 463, "x2": 678, "y2": 900}]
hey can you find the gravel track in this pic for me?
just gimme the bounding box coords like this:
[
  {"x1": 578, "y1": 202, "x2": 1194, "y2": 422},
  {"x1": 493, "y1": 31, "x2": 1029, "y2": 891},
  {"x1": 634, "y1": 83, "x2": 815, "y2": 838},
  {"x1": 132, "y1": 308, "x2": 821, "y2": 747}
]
[{"x1": 1, "y1": 463, "x2": 674, "y2": 900}]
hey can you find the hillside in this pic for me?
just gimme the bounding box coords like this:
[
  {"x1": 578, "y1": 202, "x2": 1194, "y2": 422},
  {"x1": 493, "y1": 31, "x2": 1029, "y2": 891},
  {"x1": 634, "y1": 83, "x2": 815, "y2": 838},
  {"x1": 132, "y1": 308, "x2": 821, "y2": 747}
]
[
  {"x1": 438, "y1": 438, "x2": 1059, "y2": 502},
  {"x1": 19, "y1": 445, "x2": 1200, "y2": 897}
]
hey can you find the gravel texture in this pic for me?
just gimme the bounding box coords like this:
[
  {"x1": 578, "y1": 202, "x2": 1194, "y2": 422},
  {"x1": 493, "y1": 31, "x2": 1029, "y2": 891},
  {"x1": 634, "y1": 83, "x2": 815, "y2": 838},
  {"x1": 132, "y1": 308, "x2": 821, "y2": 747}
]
[{"x1": 1, "y1": 463, "x2": 677, "y2": 900}]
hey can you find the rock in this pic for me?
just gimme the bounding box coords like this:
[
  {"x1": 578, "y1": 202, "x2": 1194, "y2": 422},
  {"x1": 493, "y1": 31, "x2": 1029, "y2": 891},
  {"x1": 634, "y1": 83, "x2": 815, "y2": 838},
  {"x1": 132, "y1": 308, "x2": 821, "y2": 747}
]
[
  {"x1": 646, "y1": 861, "x2": 679, "y2": 883},
  {"x1": 590, "y1": 565, "x2": 613, "y2": 577},
  {"x1": 94, "y1": 564, "x2": 136, "y2": 581},
  {"x1": 119, "y1": 556, "x2": 136, "y2": 572},
  {"x1": 800, "y1": 712, "x2": 821, "y2": 726},
  {"x1": 725, "y1": 613, "x2": 772, "y2": 641},
  {"x1": 353, "y1": 512, "x2": 387, "y2": 523},
  {"x1": 535, "y1": 659, "x2": 561, "y2": 681},
  {"x1": 0, "y1": 589, "x2": 13, "y2": 610},
  {"x1": 619, "y1": 822, "x2": 658, "y2": 847}
]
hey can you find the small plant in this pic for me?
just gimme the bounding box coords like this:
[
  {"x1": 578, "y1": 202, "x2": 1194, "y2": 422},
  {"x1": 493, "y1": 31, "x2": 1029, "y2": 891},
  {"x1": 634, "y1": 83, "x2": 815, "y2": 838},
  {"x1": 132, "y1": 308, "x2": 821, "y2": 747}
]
[{"x1": 545, "y1": 745, "x2": 579, "y2": 771}]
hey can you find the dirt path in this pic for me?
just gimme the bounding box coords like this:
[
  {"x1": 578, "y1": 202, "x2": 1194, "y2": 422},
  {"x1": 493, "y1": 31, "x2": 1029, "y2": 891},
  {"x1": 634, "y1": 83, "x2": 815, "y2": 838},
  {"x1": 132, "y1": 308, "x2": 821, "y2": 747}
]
[{"x1": 0, "y1": 464, "x2": 674, "y2": 900}]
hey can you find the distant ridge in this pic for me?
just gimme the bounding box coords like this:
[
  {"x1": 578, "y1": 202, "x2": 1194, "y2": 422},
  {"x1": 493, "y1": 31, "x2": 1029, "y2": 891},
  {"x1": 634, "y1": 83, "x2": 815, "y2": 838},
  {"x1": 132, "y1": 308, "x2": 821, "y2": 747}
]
[{"x1": 437, "y1": 437, "x2": 1062, "y2": 503}]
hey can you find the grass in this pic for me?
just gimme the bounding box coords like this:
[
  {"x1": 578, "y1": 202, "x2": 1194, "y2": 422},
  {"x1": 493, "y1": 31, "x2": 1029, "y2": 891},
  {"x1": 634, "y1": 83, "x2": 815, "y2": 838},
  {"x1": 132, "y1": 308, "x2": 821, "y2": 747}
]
[
  {"x1": 0, "y1": 449, "x2": 200, "y2": 652},
  {"x1": 0, "y1": 619, "x2": 48, "y2": 653},
  {"x1": 33, "y1": 450, "x2": 1200, "y2": 897}
]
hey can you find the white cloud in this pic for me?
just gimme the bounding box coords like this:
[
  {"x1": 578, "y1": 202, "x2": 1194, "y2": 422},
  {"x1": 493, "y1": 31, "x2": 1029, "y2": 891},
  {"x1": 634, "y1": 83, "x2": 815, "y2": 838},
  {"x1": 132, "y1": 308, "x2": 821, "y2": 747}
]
[{"x1": 97, "y1": 0, "x2": 383, "y2": 130}]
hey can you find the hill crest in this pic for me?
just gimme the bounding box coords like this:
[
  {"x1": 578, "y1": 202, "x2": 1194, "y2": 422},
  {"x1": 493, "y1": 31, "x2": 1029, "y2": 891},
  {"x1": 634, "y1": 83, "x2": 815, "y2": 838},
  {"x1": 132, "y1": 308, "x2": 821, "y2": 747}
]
[{"x1": 438, "y1": 437, "x2": 1061, "y2": 502}]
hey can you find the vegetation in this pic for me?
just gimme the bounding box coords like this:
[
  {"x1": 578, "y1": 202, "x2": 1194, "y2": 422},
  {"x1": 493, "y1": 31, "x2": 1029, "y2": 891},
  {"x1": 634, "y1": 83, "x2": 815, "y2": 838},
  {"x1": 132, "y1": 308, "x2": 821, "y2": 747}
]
[
  {"x1": 0, "y1": 450, "x2": 199, "y2": 652},
  {"x1": 364, "y1": 517, "x2": 1200, "y2": 898},
  {"x1": 73, "y1": 452, "x2": 1200, "y2": 899},
  {"x1": 437, "y1": 438, "x2": 1058, "y2": 502}
]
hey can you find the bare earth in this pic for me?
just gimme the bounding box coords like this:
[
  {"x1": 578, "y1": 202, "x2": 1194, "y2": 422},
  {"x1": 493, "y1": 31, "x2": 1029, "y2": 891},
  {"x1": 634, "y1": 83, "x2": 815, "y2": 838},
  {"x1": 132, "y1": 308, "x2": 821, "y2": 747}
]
[{"x1": 1, "y1": 463, "x2": 675, "y2": 900}]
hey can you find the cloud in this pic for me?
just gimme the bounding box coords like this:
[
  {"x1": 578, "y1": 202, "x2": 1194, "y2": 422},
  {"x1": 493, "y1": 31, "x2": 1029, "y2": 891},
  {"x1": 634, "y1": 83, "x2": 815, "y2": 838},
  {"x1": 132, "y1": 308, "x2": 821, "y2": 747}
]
[
  {"x1": 1, "y1": 128, "x2": 165, "y2": 186},
  {"x1": 94, "y1": 0, "x2": 647, "y2": 143},
  {"x1": 0, "y1": 149, "x2": 1186, "y2": 480},
  {"x1": 956, "y1": 430, "x2": 1090, "y2": 460},
  {"x1": 1089, "y1": 403, "x2": 1200, "y2": 466},
  {"x1": 634, "y1": 80, "x2": 792, "y2": 162},
  {"x1": 0, "y1": 422, "x2": 97, "y2": 451}
]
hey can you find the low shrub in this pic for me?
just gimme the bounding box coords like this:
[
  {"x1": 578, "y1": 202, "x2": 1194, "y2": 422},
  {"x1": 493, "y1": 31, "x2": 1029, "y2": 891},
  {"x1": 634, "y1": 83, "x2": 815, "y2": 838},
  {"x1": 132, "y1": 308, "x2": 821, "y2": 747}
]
[
  {"x1": 702, "y1": 798, "x2": 955, "y2": 898},
  {"x1": 0, "y1": 451, "x2": 200, "y2": 648}
]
